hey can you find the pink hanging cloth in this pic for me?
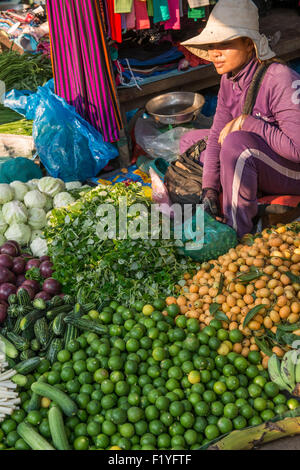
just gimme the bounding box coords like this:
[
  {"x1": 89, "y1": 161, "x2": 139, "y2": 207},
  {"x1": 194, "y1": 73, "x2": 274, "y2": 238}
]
[
  {"x1": 134, "y1": 0, "x2": 150, "y2": 29},
  {"x1": 164, "y1": 0, "x2": 180, "y2": 29},
  {"x1": 125, "y1": 0, "x2": 136, "y2": 29}
]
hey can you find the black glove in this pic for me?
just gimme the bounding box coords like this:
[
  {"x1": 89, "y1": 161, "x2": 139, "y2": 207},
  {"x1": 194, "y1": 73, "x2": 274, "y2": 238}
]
[{"x1": 202, "y1": 188, "x2": 222, "y2": 219}]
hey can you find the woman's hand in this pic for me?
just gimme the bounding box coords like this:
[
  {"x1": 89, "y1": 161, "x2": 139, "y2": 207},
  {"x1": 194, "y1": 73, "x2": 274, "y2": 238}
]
[{"x1": 218, "y1": 114, "x2": 247, "y2": 146}]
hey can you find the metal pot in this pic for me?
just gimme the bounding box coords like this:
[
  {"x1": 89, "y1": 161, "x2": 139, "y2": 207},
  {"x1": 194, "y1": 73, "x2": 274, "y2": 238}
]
[{"x1": 145, "y1": 91, "x2": 205, "y2": 126}]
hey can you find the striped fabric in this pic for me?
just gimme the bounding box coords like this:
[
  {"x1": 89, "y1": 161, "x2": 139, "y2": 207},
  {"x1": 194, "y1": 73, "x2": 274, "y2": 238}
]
[{"x1": 46, "y1": 0, "x2": 123, "y2": 143}]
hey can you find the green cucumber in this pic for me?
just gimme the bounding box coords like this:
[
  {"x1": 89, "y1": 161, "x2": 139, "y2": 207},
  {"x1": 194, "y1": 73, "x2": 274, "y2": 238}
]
[
  {"x1": 64, "y1": 324, "x2": 78, "y2": 348},
  {"x1": 34, "y1": 318, "x2": 49, "y2": 348},
  {"x1": 15, "y1": 357, "x2": 41, "y2": 375},
  {"x1": 17, "y1": 288, "x2": 32, "y2": 306},
  {"x1": 52, "y1": 313, "x2": 67, "y2": 336},
  {"x1": 46, "y1": 338, "x2": 63, "y2": 364},
  {"x1": 31, "y1": 382, "x2": 78, "y2": 417},
  {"x1": 32, "y1": 298, "x2": 47, "y2": 310},
  {"x1": 63, "y1": 316, "x2": 108, "y2": 336},
  {"x1": 48, "y1": 406, "x2": 71, "y2": 450},
  {"x1": 46, "y1": 305, "x2": 72, "y2": 321},
  {"x1": 7, "y1": 332, "x2": 30, "y2": 351},
  {"x1": 27, "y1": 376, "x2": 47, "y2": 412},
  {"x1": 20, "y1": 310, "x2": 45, "y2": 331},
  {"x1": 0, "y1": 333, "x2": 18, "y2": 359},
  {"x1": 20, "y1": 349, "x2": 35, "y2": 361},
  {"x1": 17, "y1": 422, "x2": 54, "y2": 451}
]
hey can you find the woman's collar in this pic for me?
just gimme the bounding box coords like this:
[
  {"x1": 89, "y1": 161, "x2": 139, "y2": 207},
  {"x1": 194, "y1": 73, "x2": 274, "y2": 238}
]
[{"x1": 227, "y1": 57, "x2": 259, "y2": 88}]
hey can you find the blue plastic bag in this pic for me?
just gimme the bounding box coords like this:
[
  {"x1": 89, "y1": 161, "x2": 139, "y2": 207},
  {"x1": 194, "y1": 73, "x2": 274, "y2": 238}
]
[{"x1": 4, "y1": 81, "x2": 119, "y2": 182}]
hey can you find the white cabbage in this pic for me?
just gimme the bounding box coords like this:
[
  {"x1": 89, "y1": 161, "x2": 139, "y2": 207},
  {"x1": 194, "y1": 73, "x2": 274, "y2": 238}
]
[
  {"x1": 0, "y1": 234, "x2": 5, "y2": 245},
  {"x1": 38, "y1": 177, "x2": 65, "y2": 197},
  {"x1": 28, "y1": 208, "x2": 47, "y2": 230},
  {"x1": 26, "y1": 179, "x2": 40, "y2": 191},
  {"x1": 10, "y1": 181, "x2": 29, "y2": 201},
  {"x1": 0, "y1": 184, "x2": 14, "y2": 204},
  {"x1": 30, "y1": 229, "x2": 44, "y2": 242},
  {"x1": 65, "y1": 181, "x2": 82, "y2": 191},
  {"x1": 0, "y1": 211, "x2": 8, "y2": 234},
  {"x1": 5, "y1": 223, "x2": 31, "y2": 246},
  {"x1": 24, "y1": 190, "x2": 47, "y2": 209},
  {"x1": 2, "y1": 201, "x2": 28, "y2": 225},
  {"x1": 30, "y1": 237, "x2": 48, "y2": 257},
  {"x1": 44, "y1": 195, "x2": 53, "y2": 212},
  {"x1": 53, "y1": 192, "x2": 75, "y2": 208}
]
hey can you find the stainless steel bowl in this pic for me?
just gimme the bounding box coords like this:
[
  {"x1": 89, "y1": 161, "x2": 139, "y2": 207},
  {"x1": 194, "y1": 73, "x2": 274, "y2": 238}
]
[{"x1": 145, "y1": 91, "x2": 205, "y2": 125}]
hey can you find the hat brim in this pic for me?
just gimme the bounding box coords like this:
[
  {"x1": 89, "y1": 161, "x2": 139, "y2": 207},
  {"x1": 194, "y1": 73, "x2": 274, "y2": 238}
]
[{"x1": 181, "y1": 26, "x2": 276, "y2": 61}]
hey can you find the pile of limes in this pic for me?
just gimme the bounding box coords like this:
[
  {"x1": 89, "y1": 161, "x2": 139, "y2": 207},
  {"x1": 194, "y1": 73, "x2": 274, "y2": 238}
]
[{"x1": 0, "y1": 299, "x2": 299, "y2": 451}]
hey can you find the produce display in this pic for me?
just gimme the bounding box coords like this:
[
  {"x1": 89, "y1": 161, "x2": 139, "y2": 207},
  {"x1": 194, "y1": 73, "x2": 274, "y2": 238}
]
[
  {"x1": 0, "y1": 178, "x2": 85, "y2": 255},
  {"x1": 0, "y1": 298, "x2": 299, "y2": 451},
  {"x1": 0, "y1": 51, "x2": 52, "y2": 92},
  {"x1": 0, "y1": 176, "x2": 299, "y2": 451},
  {"x1": 171, "y1": 224, "x2": 300, "y2": 362},
  {"x1": 45, "y1": 183, "x2": 197, "y2": 305},
  {"x1": 0, "y1": 120, "x2": 33, "y2": 136}
]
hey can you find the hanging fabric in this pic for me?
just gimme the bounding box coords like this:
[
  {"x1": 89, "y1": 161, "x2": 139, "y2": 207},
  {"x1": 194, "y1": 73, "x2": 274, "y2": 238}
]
[
  {"x1": 125, "y1": 0, "x2": 136, "y2": 28},
  {"x1": 147, "y1": 0, "x2": 154, "y2": 16},
  {"x1": 153, "y1": 0, "x2": 170, "y2": 23},
  {"x1": 134, "y1": 0, "x2": 151, "y2": 29},
  {"x1": 114, "y1": 0, "x2": 134, "y2": 14},
  {"x1": 107, "y1": 0, "x2": 122, "y2": 42},
  {"x1": 187, "y1": 0, "x2": 210, "y2": 7},
  {"x1": 164, "y1": 0, "x2": 180, "y2": 30},
  {"x1": 188, "y1": 5, "x2": 206, "y2": 18},
  {"x1": 47, "y1": 0, "x2": 123, "y2": 143}
]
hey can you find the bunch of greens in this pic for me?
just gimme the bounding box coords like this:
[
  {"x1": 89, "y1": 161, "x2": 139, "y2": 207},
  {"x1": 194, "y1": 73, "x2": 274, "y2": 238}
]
[
  {"x1": 45, "y1": 183, "x2": 197, "y2": 305},
  {"x1": 0, "y1": 119, "x2": 33, "y2": 136},
  {"x1": 0, "y1": 51, "x2": 52, "y2": 92}
]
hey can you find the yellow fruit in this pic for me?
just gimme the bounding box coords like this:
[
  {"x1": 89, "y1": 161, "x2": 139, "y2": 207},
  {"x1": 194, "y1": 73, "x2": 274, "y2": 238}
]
[
  {"x1": 110, "y1": 446, "x2": 122, "y2": 450},
  {"x1": 142, "y1": 305, "x2": 154, "y2": 316},
  {"x1": 41, "y1": 397, "x2": 51, "y2": 408},
  {"x1": 276, "y1": 226, "x2": 286, "y2": 234},
  {"x1": 223, "y1": 340, "x2": 233, "y2": 352},
  {"x1": 294, "y1": 248, "x2": 300, "y2": 255},
  {"x1": 217, "y1": 344, "x2": 230, "y2": 356},
  {"x1": 188, "y1": 370, "x2": 201, "y2": 384}
]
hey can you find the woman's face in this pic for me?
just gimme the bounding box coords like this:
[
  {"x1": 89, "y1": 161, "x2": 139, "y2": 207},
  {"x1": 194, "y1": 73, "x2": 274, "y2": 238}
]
[{"x1": 207, "y1": 38, "x2": 255, "y2": 76}]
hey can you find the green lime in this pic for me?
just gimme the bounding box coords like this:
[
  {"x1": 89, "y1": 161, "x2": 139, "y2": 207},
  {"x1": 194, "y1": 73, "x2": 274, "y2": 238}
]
[
  {"x1": 217, "y1": 417, "x2": 233, "y2": 434},
  {"x1": 248, "y1": 351, "x2": 262, "y2": 365},
  {"x1": 240, "y1": 404, "x2": 254, "y2": 419},
  {"x1": 195, "y1": 401, "x2": 210, "y2": 417},
  {"x1": 221, "y1": 391, "x2": 236, "y2": 405},
  {"x1": 226, "y1": 376, "x2": 240, "y2": 391},
  {"x1": 273, "y1": 394, "x2": 287, "y2": 405},
  {"x1": 211, "y1": 401, "x2": 224, "y2": 417},
  {"x1": 233, "y1": 416, "x2": 247, "y2": 430},
  {"x1": 213, "y1": 381, "x2": 227, "y2": 395},
  {"x1": 217, "y1": 329, "x2": 229, "y2": 341},
  {"x1": 261, "y1": 409, "x2": 275, "y2": 421},
  {"x1": 224, "y1": 403, "x2": 239, "y2": 419},
  {"x1": 234, "y1": 356, "x2": 249, "y2": 372},
  {"x1": 229, "y1": 329, "x2": 243, "y2": 344},
  {"x1": 204, "y1": 424, "x2": 219, "y2": 440},
  {"x1": 74, "y1": 436, "x2": 89, "y2": 451},
  {"x1": 248, "y1": 384, "x2": 262, "y2": 398},
  {"x1": 253, "y1": 398, "x2": 267, "y2": 411},
  {"x1": 287, "y1": 398, "x2": 300, "y2": 410},
  {"x1": 249, "y1": 416, "x2": 263, "y2": 426},
  {"x1": 264, "y1": 382, "x2": 280, "y2": 398}
]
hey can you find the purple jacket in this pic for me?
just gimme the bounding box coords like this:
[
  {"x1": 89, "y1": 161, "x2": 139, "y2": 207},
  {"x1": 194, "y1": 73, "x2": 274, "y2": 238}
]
[{"x1": 202, "y1": 58, "x2": 300, "y2": 191}]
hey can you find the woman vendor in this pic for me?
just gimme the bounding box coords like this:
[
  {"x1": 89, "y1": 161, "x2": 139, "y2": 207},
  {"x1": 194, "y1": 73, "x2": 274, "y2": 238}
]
[{"x1": 180, "y1": 0, "x2": 300, "y2": 239}]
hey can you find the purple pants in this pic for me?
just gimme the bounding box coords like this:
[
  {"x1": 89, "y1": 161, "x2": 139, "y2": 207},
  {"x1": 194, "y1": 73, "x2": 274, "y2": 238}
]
[{"x1": 180, "y1": 129, "x2": 300, "y2": 238}]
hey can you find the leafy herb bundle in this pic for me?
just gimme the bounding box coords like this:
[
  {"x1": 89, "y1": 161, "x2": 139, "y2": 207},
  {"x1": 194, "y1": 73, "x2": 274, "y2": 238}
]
[{"x1": 45, "y1": 183, "x2": 197, "y2": 306}]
